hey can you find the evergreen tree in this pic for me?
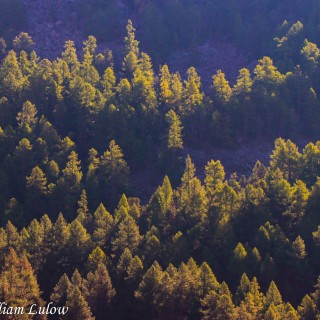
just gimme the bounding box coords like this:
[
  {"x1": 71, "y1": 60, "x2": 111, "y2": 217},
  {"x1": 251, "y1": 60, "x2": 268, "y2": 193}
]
[
  {"x1": 166, "y1": 110, "x2": 183, "y2": 150},
  {"x1": 87, "y1": 246, "x2": 107, "y2": 271},
  {"x1": 298, "y1": 294, "x2": 317, "y2": 320},
  {"x1": 135, "y1": 262, "x2": 164, "y2": 315},
  {"x1": 65, "y1": 286, "x2": 94, "y2": 320},
  {"x1": 212, "y1": 70, "x2": 232, "y2": 103},
  {"x1": 0, "y1": 248, "x2": 46, "y2": 320},
  {"x1": 112, "y1": 216, "x2": 142, "y2": 254},
  {"x1": 17, "y1": 100, "x2": 38, "y2": 130},
  {"x1": 93, "y1": 203, "x2": 114, "y2": 248},
  {"x1": 26, "y1": 166, "x2": 47, "y2": 195},
  {"x1": 86, "y1": 263, "x2": 116, "y2": 317},
  {"x1": 50, "y1": 273, "x2": 71, "y2": 306},
  {"x1": 233, "y1": 68, "x2": 253, "y2": 95}
]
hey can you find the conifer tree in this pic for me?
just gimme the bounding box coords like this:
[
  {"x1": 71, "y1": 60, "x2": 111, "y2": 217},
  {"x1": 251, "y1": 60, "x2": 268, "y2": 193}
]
[
  {"x1": 298, "y1": 294, "x2": 317, "y2": 319},
  {"x1": 101, "y1": 67, "x2": 116, "y2": 99},
  {"x1": 68, "y1": 220, "x2": 92, "y2": 265},
  {"x1": 124, "y1": 20, "x2": 139, "y2": 57},
  {"x1": 205, "y1": 159, "x2": 225, "y2": 193},
  {"x1": 17, "y1": 100, "x2": 38, "y2": 129},
  {"x1": 135, "y1": 261, "x2": 164, "y2": 314},
  {"x1": 265, "y1": 281, "x2": 283, "y2": 310},
  {"x1": 99, "y1": 140, "x2": 129, "y2": 201},
  {"x1": 86, "y1": 263, "x2": 116, "y2": 317},
  {"x1": 0, "y1": 50, "x2": 26, "y2": 98},
  {"x1": 87, "y1": 246, "x2": 107, "y2": 271},
  {"x1": 183, "y1": 67, "x2": 203, "y2": 112},
  {"x1": 212, "y1": 70, "x2": 232, "y2": 103},
  {"x1": 166, "y1": 109, "x2": 183, "y2": 151},
  {"x1": 159, "y1": 64, "x2": 172, "y2": 104},
  {"x1": 26, "y1": 166, "x2": 47, "y2": 195},
  {"x1": 233, "y1": 68, "x2": 253, "y2": 95},
  {"x1": 50, "y1": 273, "x2": 71, "y2": 306},
  {"x1": 181, "y1": 155, "x2": 196, "y2": 196},
  {"x1": 93, "y1": 203, "x2": 114, "y2": 248},
  {"x1": 235, "y1": 273, "x2": 251, "y2": 305},
  {"x1": 171, "y1": 72, "x2": 183, "y2": 106},
  {"x1": 198, "y1": 262, "x2": 220, "y2": 298},
  {"x1": 65, "y1": 286, "x2": 94, "y2": 320},
  {"x1": 126, "y1": 256, "x2": 144, "y2": 284},
  {"x1": 116, "y1": 248, "x2": 133, "y2": 277},
  {"x1": 13, "y1": 32, "x2": 34, "y2": 52},
  {"x1": 0, "y1": 249, "x2": 46, "y2": 319},
  {"x1": 61, "y1": 151, "x2": 83, "y2": 191},
  {"x1": 61, "y1": 40, "x2": 80, "y2": 76},
  {"x1": 112, "y1": 216, "x2": 142, "y2": 254},
  {"x1": 77, "y1": 189, "x2": 92, "y2": 228}
]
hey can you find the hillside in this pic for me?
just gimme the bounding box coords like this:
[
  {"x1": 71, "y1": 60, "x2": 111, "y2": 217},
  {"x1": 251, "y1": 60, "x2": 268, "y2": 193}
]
[{"x1": 1, "y1": 1, "x2": 320, "y2": 320}]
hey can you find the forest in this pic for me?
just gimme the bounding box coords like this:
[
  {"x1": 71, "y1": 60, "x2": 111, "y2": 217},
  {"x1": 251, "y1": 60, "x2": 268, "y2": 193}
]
[{"x1": 1, "y1": 0, "x2": 320, "y2": 319}]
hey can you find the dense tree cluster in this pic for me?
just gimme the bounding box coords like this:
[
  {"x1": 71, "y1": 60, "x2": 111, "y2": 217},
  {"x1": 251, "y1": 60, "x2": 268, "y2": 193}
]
[
  {"x1": 1, "y1": 19, "x2": 320, "y2": 319},
  {"x1": 0, "y1": 138, "x2": 320, "y2": 319}
]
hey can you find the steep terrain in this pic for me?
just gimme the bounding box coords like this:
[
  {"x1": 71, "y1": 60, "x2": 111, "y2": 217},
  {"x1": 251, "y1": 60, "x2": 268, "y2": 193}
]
[{"x1": 21, "y1": 0, "x2": 253, "y2": 86}]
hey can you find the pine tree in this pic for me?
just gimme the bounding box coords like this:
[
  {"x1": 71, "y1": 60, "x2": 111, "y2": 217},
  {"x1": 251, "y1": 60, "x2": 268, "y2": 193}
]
[
  {"x1": 6, "y1": 221, "x2": 21, "y2": 251},
  {"x1": 233, "y1": 68, "x2": 253, "y2": 95},
  {"x1": 171, "y1": 72, "x2": 183, "y2": 106},
  {"x1": 61, "y1": 151, "x2": 83, "y2": 191},
  {"x1": 0, "y1": 249, "x2": 46, "y2": 319},
  {"x1": 101, "y1": 67, "x2": 116, "y2": 99},
  {"x1": 212, "y1": 70, "x2": 232, "y2": 103},
  {"x1": 198, "y1": 262, "x2": 220, "y2": 298},
  {"x1": 123, "y1": 20, "x2": 140, "y2": 75},
  {"x1": 93, "y1": 203, "x2": 114, "y2": 248},
  {"x1": 65, "y1": 286, "x2": 94, "y2": 320},
  {"x1": 301, "y1": 40, "x2": 320, "y2": 70},
  {"x1": 53, "y1": 213, "x2": 70, "y2": 250},
  {"x1": 135, "y1": 261, "x2": 164, "y2": 314},
  {"x1": 87, "y1": 246, "x2": 107, "y2": 271},
  {"x1": 26, "y1": 166, "x2": 47, "y2": 194},
  {"x1": 159, "y1": 64, "x2": 172, "y2": 104},
  {"x1": 126, "y1": 256, "x2": 144, "y2": 284},
  {"x1": 265, "y1": 281, "x2": 283, "y2": 310},
  {"x1": 235, "y1": 273, "x2": 251, "y2": 305},
  {"x1": 205, "y1": 159, "x2": 225, "y2": 192},
  {"x1": 68, "y1": 220, "x2": 92, "y2": 265},
  {"x1": 99, "y1": 140, "x2": 129, "y2": 202},
  {"x1": 270, "y1": 138, "x2": 301, "y2": 182},
  {"x1": 292, "y1": 235, "x2": 307, "y2": 259},
  {"x1": 13, "y1": 32, "x2": 34, "y2": 52},
  {"x1": 298, "y1": 294, "x2": 317, "y2": 320},
  {"x1": 201, "y1": 284, "x2": 236, "y2": 320},
  {"x1": 86, "y1": 263, "x2": 116, "y2": 317},
  {"x1": 166, "y1": 110, "x2": 183, "y2": 150},
  {"x1": 112, "y1": 216, "x2": 142, "y2": 254},
  {"x1": 181, "y1": 155, "x2": 196, "y2": 196},
  {"x1": 116, "y1": 248, "x2": 133, "y2": 277},
  {"x1": 183, "y1": 67, "x2": 203, "y2": 112},
  {"x1": 17, "y1": 100, "x2": 38, "y2": 129},
  {"x1": 117, "y1": 194, "x2": 130, "y2": 211},
  {"x1": 77, "y1": 189, "x2": 92, "y2": 228},
  {"x1": 0, "y1": 50, "x2": 26, "y2": 98},
  {"x1": 61, "y1": 40, "x2": 80, "y2": 75},
  {"x1": 124, "y1": 20, "x2": 139, "y2": 57},
  {"x1": 173, "y1": 262, "x2": 198, "y2": 317},
  {"x1": 139, "y1": 52, "x2": 154, "y2": 84},
  {"x1": 264, "y1": 304, "x2": 282, "y2": 320},
  {"x1": 50, "y1": 273, "x2": 71, "y2": 306}
]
